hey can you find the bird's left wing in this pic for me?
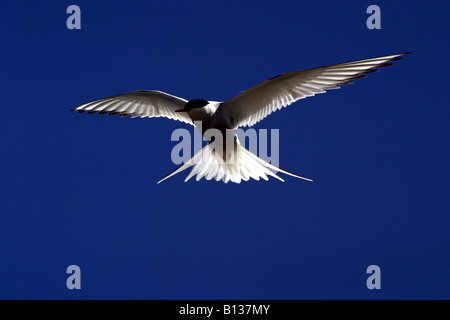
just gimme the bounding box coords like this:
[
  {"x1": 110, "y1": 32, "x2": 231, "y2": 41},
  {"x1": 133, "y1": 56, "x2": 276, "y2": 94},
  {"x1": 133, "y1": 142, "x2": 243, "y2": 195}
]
[
  {"x1": 221, "y1": 52, "x2": 411, "y2": 128},
  {"x1": 72, "y1": 90, "x2": 193, "y2": 125}
]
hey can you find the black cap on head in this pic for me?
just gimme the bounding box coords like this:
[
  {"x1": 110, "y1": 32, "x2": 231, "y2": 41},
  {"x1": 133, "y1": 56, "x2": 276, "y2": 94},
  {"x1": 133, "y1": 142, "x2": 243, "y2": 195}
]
[
  {"x1": 186, "y1": 99, "x2": 208, "y2": 109},
  {"x1": 176, "y1": 99, "x2": 208, "y2": 112}
]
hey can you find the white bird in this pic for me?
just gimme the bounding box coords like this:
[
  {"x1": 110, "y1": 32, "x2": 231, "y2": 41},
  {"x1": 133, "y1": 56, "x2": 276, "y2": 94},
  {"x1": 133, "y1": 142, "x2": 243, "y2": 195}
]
[{"x1": 72, "y1": 52, "x2": 410, "y2": 183}]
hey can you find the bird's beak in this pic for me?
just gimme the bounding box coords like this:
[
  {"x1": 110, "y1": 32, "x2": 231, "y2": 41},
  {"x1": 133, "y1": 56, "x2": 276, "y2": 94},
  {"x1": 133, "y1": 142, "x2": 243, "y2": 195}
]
[{"x1": 175, "y1": 108, "x2": 187, "y2": 112}]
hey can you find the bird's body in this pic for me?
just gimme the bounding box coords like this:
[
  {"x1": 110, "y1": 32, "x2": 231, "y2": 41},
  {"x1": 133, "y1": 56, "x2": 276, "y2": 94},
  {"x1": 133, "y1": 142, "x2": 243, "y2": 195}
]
[{"x1": 73, "y1": 52, "x2": 411, "y2": 183}]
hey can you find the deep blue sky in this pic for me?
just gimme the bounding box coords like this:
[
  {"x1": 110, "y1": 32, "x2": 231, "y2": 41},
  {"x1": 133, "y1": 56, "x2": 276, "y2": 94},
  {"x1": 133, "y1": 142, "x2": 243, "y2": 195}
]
[{"x1": 1, "y1": 1, "x2": 448, "y2": 299}]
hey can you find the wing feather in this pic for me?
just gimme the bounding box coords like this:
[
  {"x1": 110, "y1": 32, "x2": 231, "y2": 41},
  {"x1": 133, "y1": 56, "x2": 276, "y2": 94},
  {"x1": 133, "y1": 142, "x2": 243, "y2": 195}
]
[
  {"x1": 72, "y1": 90, "x2": 192, "y2": 125},
  {"x1": 221, "y1": 52, "x2": 411, "y2": 128}
]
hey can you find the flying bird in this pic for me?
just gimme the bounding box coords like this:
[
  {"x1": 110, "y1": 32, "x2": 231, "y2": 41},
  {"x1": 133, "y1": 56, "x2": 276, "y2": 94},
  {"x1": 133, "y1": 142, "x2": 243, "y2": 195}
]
[{"x1": 72, "y1": 52, "x2": 411, "y2": 183}]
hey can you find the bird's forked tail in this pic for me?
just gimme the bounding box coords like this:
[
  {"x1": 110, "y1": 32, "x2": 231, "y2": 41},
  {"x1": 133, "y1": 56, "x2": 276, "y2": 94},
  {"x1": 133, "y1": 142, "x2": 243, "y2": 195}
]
[{"x1": 157, "y1": 141, "x2": 312, "y2": 184}]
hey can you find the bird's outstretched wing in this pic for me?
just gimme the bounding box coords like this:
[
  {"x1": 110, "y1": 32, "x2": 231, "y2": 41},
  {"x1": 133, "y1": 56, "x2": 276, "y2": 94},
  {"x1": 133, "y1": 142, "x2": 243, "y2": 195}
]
[
  {"x1": 72, "y1": 90, "x2": 192, "y2": 125},
  {"x1": 221, "y1": 52, "x2": 411, "y2": 128}
]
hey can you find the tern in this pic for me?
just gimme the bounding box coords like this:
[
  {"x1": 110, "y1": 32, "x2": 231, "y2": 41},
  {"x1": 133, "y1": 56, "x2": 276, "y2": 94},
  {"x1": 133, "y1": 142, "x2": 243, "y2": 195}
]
[{"x1": 72, "y1": 52, "x2": 410, "y2": 183}]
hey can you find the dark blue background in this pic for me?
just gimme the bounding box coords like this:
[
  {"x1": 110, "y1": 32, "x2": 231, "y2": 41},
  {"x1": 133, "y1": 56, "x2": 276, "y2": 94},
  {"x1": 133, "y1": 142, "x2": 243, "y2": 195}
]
[{"x1": 1, "y1": 1, "x2": 448, "y2": 299}]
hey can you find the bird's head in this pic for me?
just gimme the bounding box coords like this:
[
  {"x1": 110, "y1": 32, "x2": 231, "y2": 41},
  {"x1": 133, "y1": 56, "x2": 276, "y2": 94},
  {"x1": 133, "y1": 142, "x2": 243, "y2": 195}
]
[{"x1": 176, "y1": 99, "x2": 209, "y2": 113}]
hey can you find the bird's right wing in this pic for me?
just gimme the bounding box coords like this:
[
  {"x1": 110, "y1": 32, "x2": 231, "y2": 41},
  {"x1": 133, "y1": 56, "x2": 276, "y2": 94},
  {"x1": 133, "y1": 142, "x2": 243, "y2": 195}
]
[
  {"x1": 221, "y1": 52, "x2": 411, "y2": 128},
  {"x1": 72, "y1": 90, "x2": 193, "y2": 125}
]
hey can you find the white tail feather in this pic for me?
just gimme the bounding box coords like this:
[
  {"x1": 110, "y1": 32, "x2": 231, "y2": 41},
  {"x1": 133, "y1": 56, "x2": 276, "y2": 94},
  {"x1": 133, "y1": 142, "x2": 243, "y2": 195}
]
[{"x1": 157, "y1": 143, "x2": 313, "y2": 184}]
